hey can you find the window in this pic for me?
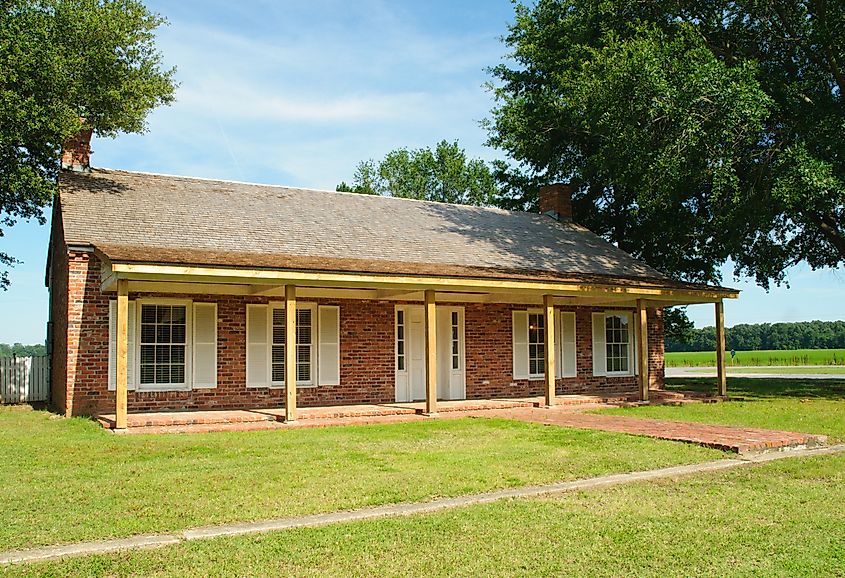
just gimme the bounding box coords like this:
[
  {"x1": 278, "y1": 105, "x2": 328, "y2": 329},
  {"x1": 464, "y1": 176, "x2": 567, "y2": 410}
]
[
  {"x1": 605, "y1": 314, "x2": 630, "y2": 374},
  {"x1": 528, "y1": 312, "x2": 544, "y2": 377},
  {"x1": 396, "y1": 309, "x2": 405, "y2": 371},
  {"x1": 140, "y1": 304, "x2": 187, "y2": 387},
  {"x1": 270, "y1": 305, "x2": 315, "y2": 386},
  {"x1": 451, "y1": 311, "x2": 459, "y2": 370}
]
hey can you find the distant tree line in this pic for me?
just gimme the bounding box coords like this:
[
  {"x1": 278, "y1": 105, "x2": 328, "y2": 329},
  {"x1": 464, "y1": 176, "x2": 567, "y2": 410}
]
[
  {"x1": 666, "y1": 321, "x2": 845, "y2": 352},
  {"x1": 0, "y1": 343, "x2": 47, "y2": 357}
]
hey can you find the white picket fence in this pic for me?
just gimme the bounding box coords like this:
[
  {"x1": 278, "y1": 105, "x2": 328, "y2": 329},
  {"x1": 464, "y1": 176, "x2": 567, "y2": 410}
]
[{"x1": 0, "y1": 356, "x2": 50, "y2": 404}]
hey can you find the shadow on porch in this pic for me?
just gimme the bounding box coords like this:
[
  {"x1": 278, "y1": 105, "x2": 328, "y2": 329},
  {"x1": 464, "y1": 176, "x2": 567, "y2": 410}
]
[
  {"x1": 94, "y1": 390, "x2": 723, "y2": 434},
  {"x1": 94, "y1": 395, "x2": 625, "y2": 433}
]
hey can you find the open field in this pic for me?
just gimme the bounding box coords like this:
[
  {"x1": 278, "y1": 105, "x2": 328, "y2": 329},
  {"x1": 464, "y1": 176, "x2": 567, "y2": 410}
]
[
  {"x1": 0, "y1": 407, "x2": 720, "y2": 551},
  {"x1": 679, "y1": 366, "x2": 845, "y2": 375},
  {"x1": 7, "y1": 379, "x2": 844, "y2": 577},
  {"x1": 665, "y1": 348, "x2": 845, "y2": 367}
]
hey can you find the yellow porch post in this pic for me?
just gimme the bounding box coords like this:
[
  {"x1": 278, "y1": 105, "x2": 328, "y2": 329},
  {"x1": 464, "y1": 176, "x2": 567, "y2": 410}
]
[
  {"x1": 285, "y1": 284, "x2": 298, "y2": 421},
  {"x1": 715, "y1": 300, "x2": 727, "y2": 397},
  {"x1": 115, "y1": 279, "x2": 129, "y2": 429},
  {"x1": 424, "y1": 289, "x2": 438, "y2": 415},
  {"x1": 543, "y1": 294, "x2": 556, "y2": 407},
  {"x1": 637, "y1": 299, "x2": 649, "y2": 402}
]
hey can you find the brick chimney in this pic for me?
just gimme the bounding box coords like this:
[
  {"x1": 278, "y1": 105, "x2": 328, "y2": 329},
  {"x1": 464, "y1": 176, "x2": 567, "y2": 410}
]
[
  {"x1": 60, "y1": 126, "x2": 93, "y2": 172},
  {"x1": 539, "y1": 183, "x2": 572, "y2": 222}
]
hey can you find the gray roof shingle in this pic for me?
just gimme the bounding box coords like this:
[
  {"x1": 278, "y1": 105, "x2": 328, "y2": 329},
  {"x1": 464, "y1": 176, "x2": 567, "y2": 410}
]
[{"x1": 58, "y1": 168, "x2": 699, "y2": 288}]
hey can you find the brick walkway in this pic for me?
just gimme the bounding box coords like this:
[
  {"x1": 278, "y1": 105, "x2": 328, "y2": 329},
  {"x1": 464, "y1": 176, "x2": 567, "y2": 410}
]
[
  {"x1": 94, "y1": 396, "x2": 826, "y2": 453},
  {"x1": 473, "y1": 407, "x2": 827, "y2": 454}
]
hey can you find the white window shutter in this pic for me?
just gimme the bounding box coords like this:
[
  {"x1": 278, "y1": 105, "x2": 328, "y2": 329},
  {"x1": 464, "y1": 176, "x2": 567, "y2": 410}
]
[
  {"x1": 246, "y1": 304, "x2": 269, "y2": 388},
  {"x1": 318, "y1": 305, "x2": 340, "y2": 386},
  {"x1": 561, "y1": 312, "x2": 577, "y2": 377},
  {"x1": 631, "y1": 311, "x2": 639, "y2": 376},
  {"x1": 554, "y1": 310, "x2": 562, "y2": 379},
  {"x1": 592, "y1": 312, "x2": 606, "y2": 377},
  {"x1": 127, "y1": 301, "x2": 136, "y2": 391},
  {"x1": 512, "y1": 311, "x2": 529, "y2": 380},
  {"x1": 192, "y1": 303, "x2": 217, "y2": 388},
  {"x1": 108, "y1": 300, "x2": 116, "y2": 391},
  {"x1": 109, "y1": 300, "x2": 136, "y2": 391}
]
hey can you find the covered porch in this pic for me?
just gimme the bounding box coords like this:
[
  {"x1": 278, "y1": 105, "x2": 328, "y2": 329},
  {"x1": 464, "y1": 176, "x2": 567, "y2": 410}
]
[{"x1": 102, "y1": 258, "x2": 737, "y2": 430}]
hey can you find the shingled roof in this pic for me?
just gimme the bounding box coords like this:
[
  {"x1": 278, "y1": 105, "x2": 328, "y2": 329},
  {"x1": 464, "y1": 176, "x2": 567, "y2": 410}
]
[{"x1": 57, "y1": 168, "x2": 714, "y2": 291}]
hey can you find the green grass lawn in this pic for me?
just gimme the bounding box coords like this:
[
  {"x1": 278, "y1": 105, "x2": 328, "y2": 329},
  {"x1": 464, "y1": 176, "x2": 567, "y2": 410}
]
[
  {"x1": 684, "y1": 365, "x2": 845, "y2": 375},
  {"x1": 601, "y1": 377, "x2": 845, "y2": 442},
  {"x1": 6, "y1": 451, "x2": 843, "y2": 577},
  {"x1": 0, "y1": 407, "x2": 721, "y2": 550},
  {"x1": 666, "y1": 348, "x2": 845, "y2": 367}
]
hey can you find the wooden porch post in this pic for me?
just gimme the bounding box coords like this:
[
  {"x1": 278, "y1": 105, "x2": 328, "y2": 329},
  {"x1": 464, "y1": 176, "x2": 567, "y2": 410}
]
[
  {"x1": 285, "y1": 285, "x2": 298, "y2": 421},
  {"x1": 115, "y1": 279, "x2": 129, "y2": 430},
  {"x1": 637, "y1": 299, "x2": 649, "y2": 402},
  {"x1": 715, "y1": 299, "x2": 727, "y2": 397},
  {"x1": 543, "y1": 294, "x2": 556, "y2": 407},
  {"x1": 424, "y1": 289, "x2": 437, "y2": 415}
]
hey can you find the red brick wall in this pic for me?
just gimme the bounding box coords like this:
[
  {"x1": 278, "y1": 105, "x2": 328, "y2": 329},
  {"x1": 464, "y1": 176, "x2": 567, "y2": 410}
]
[{"x1": 54, "y1": 252, "x2": 665, "y2": 416}]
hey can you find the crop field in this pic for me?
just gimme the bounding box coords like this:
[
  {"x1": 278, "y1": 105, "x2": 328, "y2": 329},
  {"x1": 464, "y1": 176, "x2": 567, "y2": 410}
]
[{"x1": 665, "y1": 348, "x2": 845, "y2": 367}]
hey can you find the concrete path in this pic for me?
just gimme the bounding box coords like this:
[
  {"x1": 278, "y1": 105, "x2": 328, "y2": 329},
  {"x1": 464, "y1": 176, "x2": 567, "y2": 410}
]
[
  {"x1": 667, "y1": 366, "x2": 845, "y2": 380},
  {"x1": 1, "y1": 444, "x2": 842, "y2": 566}
]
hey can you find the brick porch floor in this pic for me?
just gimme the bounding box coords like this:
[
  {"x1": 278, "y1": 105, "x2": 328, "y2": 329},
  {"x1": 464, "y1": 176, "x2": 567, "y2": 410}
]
[{"x1": 93, "y1": 393, "x2": 826, "y2": 454}]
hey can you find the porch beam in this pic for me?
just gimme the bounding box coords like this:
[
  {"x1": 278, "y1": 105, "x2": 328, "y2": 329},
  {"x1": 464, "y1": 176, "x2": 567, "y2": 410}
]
[
  {"x1": 285, "y1": 285, "x2": 297, "y2": 421},
  {"x1": 108, "y1": 263, "x2": 738, "y2": 301},
  {"x1": 115, "y1": 279, "x2": 129, "y2": 430},
  {"x1": 715, "y1": 300, "x2": 727, "y2": 397},
  {"x1": 424, "y1": 289, "x2": 437, "y2": 415},
  {"x1": 637, "y1": 299, "x2": 649, "y2": 402},
  {"x1": 543, "y1": 294, "x2": 556, "y2": 407}
]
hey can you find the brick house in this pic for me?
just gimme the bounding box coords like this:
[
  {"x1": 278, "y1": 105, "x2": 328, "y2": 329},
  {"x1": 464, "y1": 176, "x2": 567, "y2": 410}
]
[{"x1": 48, "y1": 134, "x2": 737, "y2": 428}]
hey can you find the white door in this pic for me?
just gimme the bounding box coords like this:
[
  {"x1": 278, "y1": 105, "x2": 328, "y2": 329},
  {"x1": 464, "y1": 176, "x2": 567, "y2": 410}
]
[
  {"x1": 408, "y1": 307, "x2": 426, "y2": 401},
  {"x1": 395, "y1": 306, "x2": 465, "y2": 402}
]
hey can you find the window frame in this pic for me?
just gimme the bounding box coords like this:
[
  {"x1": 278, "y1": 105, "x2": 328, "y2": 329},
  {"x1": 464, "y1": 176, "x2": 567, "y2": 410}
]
[
  {"x1": 268, "y1": 301, "x2": 317, "y2": 388},
  {"x1": 526, "y1": 308, "x2": 545, "y2": 380},
  {"x1": 395, "y1": 307, "x2": 407, "y2": 372},
  {"x1": 603, "y1": 311, "x2": 634, "y2": 376},
  {"x1": 135, "y1": 298, "x2": 193, "y2": 392}
]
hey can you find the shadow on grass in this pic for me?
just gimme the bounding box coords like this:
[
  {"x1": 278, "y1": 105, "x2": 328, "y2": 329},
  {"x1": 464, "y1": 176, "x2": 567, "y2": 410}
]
[{"x1": 665, "y1": 377, "x2": 845, "y2": 400}]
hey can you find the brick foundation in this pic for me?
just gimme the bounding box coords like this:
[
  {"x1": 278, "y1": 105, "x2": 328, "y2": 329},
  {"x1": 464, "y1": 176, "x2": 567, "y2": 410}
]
[{"x1": 50, "y1": 251, "x2": 665, "y2": 417}]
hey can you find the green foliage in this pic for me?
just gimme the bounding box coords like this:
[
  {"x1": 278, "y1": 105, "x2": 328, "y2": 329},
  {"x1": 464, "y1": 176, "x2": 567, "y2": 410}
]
[
  {"x1": 0, "y1": 0, "x2": 177, "y2": 288},
  {"x1": 0, "y1": 343, "x2": 47, "y2": 357},
  {"x1": 338, "y1": 140, "x2": 498, "y2": 205},
  {"x1": 487, "y1": 0, "x2": 845, "y2": 288},
  {"x1": 665, "y1": 320, "x2": 845, "y2": 352}
]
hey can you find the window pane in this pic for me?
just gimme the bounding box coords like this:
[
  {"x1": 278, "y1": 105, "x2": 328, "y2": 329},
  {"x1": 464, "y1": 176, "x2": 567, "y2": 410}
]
[
  {"x1": 272, "y1": 345, "x2": 285, "y2": 363},
  {"x1": 141, "y1": 305, "x2": 156, "y2": 324},
  {"x1": 171, "y1": 324, "x2": 186, "y2": 344},
  {"x1": 397, "y1": 310, "x2": 404, "y2": 324},
  {"x1": 297, "y1": 345, "x2": 310, "y2": 364},
  {"x1": 140, "y1": 345, "x2": 155, "y2": 364},
  {"x1": 156, "y1": 325, "x2": 171, "y2": 343},
  {"x1": 140, "y1": 365, "x2": 154, "y2": 384},
  {"x1": 155, "y1": 364, "x2": 170, "y2": 384},
  {"x1": 141, "y1": 325, "x2": 156, "y2": 343},
  {"x1": 297, "y1": 363, "x2": 310, "y2": 382},
  {"x1": 171, "y1": 345, "x2": 185, "y2": 364},
  {"x1": 171, "y1": 306, "x2": 186, "y2": 323},
  {"x1": 170, "y1": 365, "x2": 185, "y2": 384},
  {"x1": 157, "y1": 307, "x2": 172, "y2": 324},
  {"x1": 272, "y1": 363, "x2": 284, "y2": 382},
  {"x1": 297, "y1": 324, "x2": 311, "y2": 344},
  {"x1": 155, "y1": 345, "x2": 170, "y2": 364},
  {"x1": 397, "y1": 357, "x2": 404, "y2": 371}
]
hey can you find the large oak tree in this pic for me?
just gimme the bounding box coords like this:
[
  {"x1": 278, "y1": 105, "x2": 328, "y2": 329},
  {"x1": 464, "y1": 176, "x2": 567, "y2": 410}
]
[
  {"x1": 487, "y1": 0, "x2": 844, "y2": 291},
  {"x1": 0, "y1": 0, "x2": 176, "y2": 288}
]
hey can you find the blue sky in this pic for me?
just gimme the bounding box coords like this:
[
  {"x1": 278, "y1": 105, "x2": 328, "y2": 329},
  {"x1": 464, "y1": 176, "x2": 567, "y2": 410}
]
[{"x1": 1, "y1": 0, "x2": 843, "y2": 343}]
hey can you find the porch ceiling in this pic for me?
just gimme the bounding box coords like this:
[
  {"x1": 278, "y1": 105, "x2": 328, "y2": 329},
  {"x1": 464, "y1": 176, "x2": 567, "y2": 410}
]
[{"x1": 99, "y1": 259, "x2": 738, "y2": 308}]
